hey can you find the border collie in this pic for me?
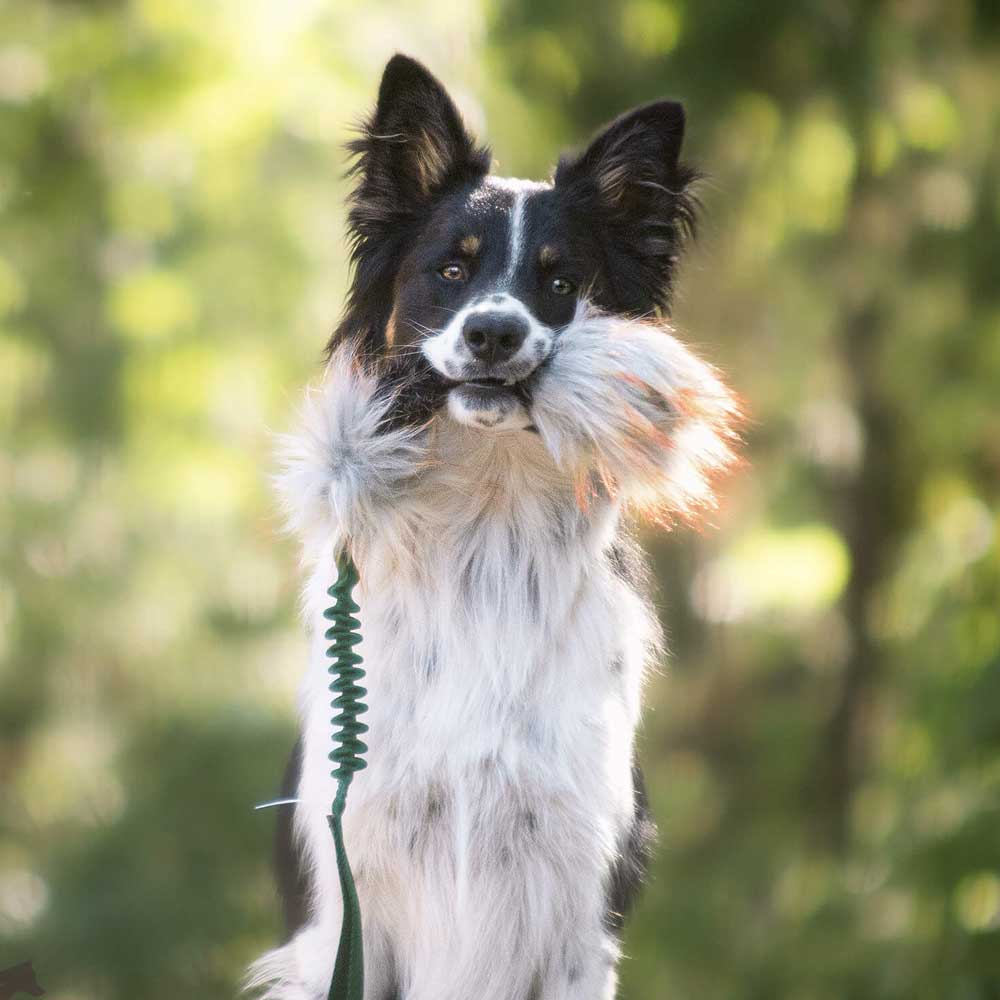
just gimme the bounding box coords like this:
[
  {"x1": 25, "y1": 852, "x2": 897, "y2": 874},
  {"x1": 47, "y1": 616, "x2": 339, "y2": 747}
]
[{"x1": 248, "y1": 54, "x2": 739, "y2": 1000}]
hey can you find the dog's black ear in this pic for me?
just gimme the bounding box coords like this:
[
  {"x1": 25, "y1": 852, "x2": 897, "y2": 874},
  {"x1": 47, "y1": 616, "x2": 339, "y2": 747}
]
[
  {"x1": 555, "y1": 101, "x2": 699, "y2": 314},
  {"x1": 330, "y1": 55, "x2": 490, "y2": 360},
  {"x1": 355, "y1": 54, "x2": 489, "y2": 206},
  {"x1": 557, "y1": 101, "x2": 688, "y2": 215}
]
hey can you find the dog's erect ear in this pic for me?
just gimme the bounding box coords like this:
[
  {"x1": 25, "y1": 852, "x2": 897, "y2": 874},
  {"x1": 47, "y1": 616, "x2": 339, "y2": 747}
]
[
  {"x1": 331, "y1": 55, "x2": 490, "y2": 360},
  {"x1": 350, "y1": 54, "x2": 490, "y2": 220},
  {"x1": 557, "y1": 101, "x2": 687, "y2": 211},
  {"x1": 555, "y1": 101, "x2": 699, "y2": 314}
]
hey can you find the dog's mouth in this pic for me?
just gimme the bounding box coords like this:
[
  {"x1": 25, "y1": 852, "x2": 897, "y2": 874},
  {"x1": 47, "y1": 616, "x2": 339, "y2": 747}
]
[
  {"x1": 444, "y1": 370, "x2": 541, "y2": 431},
  {"x1": 450, "y1": 376, "x2": 534, "y2": 406},
  {"x1": 452, "y1": 360, "x2": 545, "y2": 390},
  {"x1": 460, "y1": 377, "x2": 515, "y2": 390}
]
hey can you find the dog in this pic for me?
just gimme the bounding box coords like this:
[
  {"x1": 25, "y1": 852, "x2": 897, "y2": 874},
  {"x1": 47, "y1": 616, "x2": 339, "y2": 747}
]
[{"x1": 247, "y1": 54, "x2": 739, "y2": 1000}]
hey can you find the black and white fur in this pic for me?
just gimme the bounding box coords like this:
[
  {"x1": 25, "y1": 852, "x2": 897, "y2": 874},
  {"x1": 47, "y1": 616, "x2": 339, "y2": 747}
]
[{"x1": 248, "y1": 55, "x2": 739, "y2": 1000}]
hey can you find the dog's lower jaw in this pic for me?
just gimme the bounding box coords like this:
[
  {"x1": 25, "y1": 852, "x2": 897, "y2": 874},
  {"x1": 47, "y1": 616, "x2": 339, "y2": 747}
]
[{"x1": 446, "y1": 384, "x2": 532, "y2": 431}]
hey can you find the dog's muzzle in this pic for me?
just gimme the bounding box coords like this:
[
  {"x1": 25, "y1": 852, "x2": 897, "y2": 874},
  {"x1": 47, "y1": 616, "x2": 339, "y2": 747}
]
[{"x1": 422, "y1": 294, "x2": 554, "y2": 430}]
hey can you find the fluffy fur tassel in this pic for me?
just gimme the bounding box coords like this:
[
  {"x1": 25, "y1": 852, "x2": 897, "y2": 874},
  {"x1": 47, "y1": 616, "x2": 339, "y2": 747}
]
[
  {"x1": 273, "y1": 346, "x2": 427, "y2": 557},
  {"x1": 531, "y1": 305, "x2": 741, "y2": 523}
]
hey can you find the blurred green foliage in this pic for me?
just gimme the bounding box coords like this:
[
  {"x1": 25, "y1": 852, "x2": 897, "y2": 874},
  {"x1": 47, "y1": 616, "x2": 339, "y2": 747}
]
[{"x1": 1, "y1": 1, "x2": 998, "y2": 998}]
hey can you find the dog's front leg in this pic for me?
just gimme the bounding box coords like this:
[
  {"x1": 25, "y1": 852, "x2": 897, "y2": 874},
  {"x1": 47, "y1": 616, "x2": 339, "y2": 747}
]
[
  {"x1": 535, "y1": 931, "x2": 621, "y2": 1000},
  {"x1": 401, "y1": 919, "x2": 619, "y2": 1000},
  {"x1": 399, "y1": 847, "x2": 620, "y2": 1000}
]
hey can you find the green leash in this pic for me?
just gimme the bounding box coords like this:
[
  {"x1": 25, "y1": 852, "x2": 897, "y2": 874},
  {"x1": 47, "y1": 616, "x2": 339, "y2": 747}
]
[{"x1": 323, "y1": 553, "x2": 368, "y2": 1000}]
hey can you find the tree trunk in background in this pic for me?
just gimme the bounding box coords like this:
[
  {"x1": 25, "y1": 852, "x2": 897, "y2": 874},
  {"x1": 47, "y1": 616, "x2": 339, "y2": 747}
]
[{"x1": 817, "y1": 298, "x2": 910, "y2": 851}]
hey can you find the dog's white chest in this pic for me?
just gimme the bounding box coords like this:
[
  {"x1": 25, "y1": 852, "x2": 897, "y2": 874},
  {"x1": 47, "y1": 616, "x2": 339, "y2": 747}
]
[{"x1": 293, "y1": 459, "x2": 649, "y2": 913}]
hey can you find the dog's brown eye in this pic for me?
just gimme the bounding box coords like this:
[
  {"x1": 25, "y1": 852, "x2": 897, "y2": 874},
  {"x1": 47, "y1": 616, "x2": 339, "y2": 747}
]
[
  {"x1": 439, "y1": 264, "x2": 466, "y2": 282},
  {"x1": 551, "y1": 277, "x2": 575, "y2": 296}
]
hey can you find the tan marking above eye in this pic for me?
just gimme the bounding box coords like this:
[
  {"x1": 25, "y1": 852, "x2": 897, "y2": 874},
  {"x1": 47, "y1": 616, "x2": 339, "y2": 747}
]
[
  {"x1": 539, "y1": 244, "x2": 559, "y2": 267},
  {"x1": 459, "y1": 235, "x2": 481, "y2": 256}
]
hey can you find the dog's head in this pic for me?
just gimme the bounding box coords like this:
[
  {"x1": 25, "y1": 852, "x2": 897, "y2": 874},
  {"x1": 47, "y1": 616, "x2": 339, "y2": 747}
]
[{"x1": 332, "y1": 55, "x2": 701, "y2": 432}]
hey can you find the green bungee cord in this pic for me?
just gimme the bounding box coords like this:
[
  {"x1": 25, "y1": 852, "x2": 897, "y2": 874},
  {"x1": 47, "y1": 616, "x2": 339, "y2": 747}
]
[{"x1": 323, "y1": 552, "x2": 368, "y2": 1000}]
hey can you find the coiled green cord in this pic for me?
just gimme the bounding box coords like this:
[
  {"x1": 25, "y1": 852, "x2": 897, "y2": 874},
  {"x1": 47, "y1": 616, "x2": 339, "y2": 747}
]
[{"x1": 323, "y1": 553, "x2": 368, "y2": 1000}]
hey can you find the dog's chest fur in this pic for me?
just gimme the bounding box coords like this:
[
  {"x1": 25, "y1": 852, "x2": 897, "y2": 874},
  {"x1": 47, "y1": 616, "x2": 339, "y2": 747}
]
[{"x1": 291, "y1": 424, "x2": 655, "y2": 957}]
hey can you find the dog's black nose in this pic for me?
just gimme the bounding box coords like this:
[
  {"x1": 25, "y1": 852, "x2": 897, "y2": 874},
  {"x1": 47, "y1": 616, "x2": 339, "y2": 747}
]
[{"x1": 462, "y1": 312, "x2": 527, "y2": 365}]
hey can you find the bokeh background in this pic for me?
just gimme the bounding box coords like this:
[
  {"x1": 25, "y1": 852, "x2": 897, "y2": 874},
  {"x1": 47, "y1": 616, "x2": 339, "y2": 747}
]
[{"x1": 2, "y1": 1, "x2": 999, "y2": 997}]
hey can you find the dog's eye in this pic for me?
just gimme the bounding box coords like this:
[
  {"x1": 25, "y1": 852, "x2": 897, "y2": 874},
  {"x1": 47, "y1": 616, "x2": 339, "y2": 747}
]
[
  {"x1": 439, "y1": 264, "x2": 466, "y2": 282},
  {"x1": 551, "y1": 277, "x2": 576, "y2": 296}
]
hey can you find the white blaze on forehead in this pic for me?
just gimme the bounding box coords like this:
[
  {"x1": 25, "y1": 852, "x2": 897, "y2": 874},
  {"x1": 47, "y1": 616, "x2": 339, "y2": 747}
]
[
  {"x1": 488, "y1": 177, "x2": 546, "y2": 289},
  {"x1": 502, "y1": 190, "x2": 528, "y2": 288}
]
